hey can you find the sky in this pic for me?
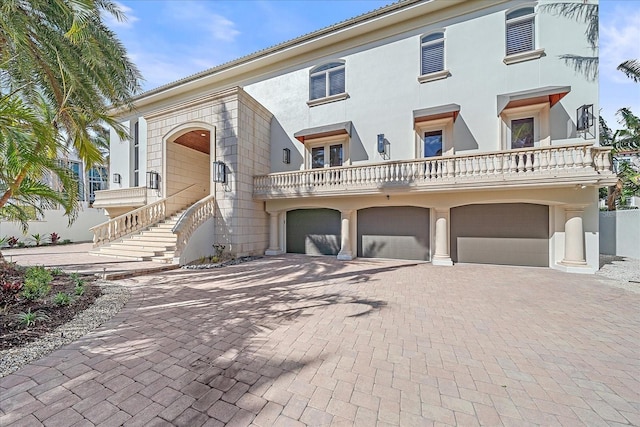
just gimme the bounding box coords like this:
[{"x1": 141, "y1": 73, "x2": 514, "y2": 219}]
[{"x1": 105, "y1": 0, "x2": 640, "y2": 131}]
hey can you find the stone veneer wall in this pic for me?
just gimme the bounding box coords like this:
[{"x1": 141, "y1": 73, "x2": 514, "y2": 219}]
[
  {"x1": 144, "y1": 87, "x2": 271, "y2": 260},
  {"x1": 235, "y1": 90, "x2": 272, "y2": 256}
]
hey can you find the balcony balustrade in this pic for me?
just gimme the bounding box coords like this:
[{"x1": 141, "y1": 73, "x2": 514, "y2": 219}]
[{"x1": 254, "y1": 142, "x2": 615, "y2": 199}]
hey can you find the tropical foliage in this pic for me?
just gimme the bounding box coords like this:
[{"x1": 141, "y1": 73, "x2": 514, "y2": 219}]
[
  {"x1": 0, "y1": 0, "x2": 141, "y2": 248},
  {"x1": 599, "y1": 109, "x2": 640, "y2": 210}
]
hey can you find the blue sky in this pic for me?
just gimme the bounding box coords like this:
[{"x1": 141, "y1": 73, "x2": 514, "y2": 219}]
[{"x1": 106, "y1": 0, "x2": 640, "y2": 130}]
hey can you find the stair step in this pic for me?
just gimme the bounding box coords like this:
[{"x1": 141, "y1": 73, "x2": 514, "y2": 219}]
[
  {"x1": 110, "y1": 240, "x2": 176, "y2": 250},
  {"x1": 131, "y1": 236, "x2": 177, "y2": 243},
  {"x1": 96, "y1": 247, "x2": 163, "y2": 257},
  {"x1": 140, "y1": 231, "x2": 175, "y2": 238},
  {"x1": 88, "y1": 251, "x2": 147, "y2": 261}
]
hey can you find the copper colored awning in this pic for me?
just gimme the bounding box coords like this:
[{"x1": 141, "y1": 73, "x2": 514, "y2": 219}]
[
  {"x1": 294, "y1": 121, "x2": 352, "y2": 143},
  {"x1": 497, "y1": 85, "x2": 571, "y2": 116},
  {"x1": 413, "y1": 103, "x2": 460, "y2": 123}
]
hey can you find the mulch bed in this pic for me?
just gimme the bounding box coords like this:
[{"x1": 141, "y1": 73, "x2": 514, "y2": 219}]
[{"x1": 0, "y1": 263, "x2": 101, "y2": 350}]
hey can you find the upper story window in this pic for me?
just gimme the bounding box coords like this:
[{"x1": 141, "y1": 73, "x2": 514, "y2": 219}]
[
  {"x1": 421, "y1": 32, "x2": 444, "y2": 75},
  {"x1": 506, "y1": 7, "x2": 535, "y2": 56},
  {"x1": 418, "y1": 31, "x2": 450, "y2": 83},
  {"x1": 309, "y1": 61, "x2": 345, "y2": 101}
]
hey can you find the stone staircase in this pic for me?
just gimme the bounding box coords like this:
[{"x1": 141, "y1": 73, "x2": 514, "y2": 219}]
[{"x1": 89, "y1": 211, "x2": 185, "y2": 263}]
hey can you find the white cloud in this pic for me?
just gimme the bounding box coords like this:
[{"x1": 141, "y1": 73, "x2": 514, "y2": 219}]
[
  {"x1": 164, "y1": 1, "x2": 240, "y2": 43},
  {"x1": 102, "y1": 1, "x2": 139, "y2": 29},
  {"x1": 600, "y1": 7, "x2": 640, "y2": 84}
]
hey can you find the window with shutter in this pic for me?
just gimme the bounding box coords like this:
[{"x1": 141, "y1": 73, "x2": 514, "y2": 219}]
[
  {"x1": 421, "y1": 32, "x2": 444, "y2": 75},
  {"x1": 309, "y1": 61, "x2": 346, "y2": 101},
  {"x1": 506, "y1": 7, "x2": 535, "y2": 56}
]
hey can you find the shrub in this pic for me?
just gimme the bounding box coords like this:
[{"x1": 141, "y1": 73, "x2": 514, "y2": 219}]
[
  {"x1": 15, "y1": 308, "x2": 49, "y2": 327},
  {"x1": 50, "y1": 232, "x2": 61, "y2": 245},
  {"x1": 69, "y1": 273, "x2": 84, "y2": 287},
  {"x1": 31, "y1": 233, "x2": 43, "y2": 246},
  {"x1": 53, "y1": 292, "x2": 72, "y2": 306},
  {"x1": 21, "y1": 266, "x2": 53, "y2": 300},
  {"x1": 61, "y1": 239, "x2": 72, "y2": 245},
  {"x1": 7, "y1": 236, "x2": 19, "y2": 247}
]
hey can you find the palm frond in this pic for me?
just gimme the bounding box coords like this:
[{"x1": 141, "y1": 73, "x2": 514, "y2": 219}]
[{"x1": 617, "y1": 60, "x2": 640, "y2": 83}]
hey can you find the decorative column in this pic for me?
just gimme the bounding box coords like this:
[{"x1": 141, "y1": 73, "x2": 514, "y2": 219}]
[
  {"x1": 561, "y1": 205, "x2": 587, "y2": 266},
  {"x1": 337, "y1": 210, "x2": 354, "y2": 261},
  {"x1": 432, "y1": 208, "x2": 453, "y2": 266},
  {"x1": 265, "y1": 211, "x2": 282, "y2": 255}
]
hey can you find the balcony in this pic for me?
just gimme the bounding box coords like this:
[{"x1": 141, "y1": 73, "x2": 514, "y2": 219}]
[
  {"x1": 254, "y1": 142, "x2": 616, "y2": 199},
  {"x1": 92, "y1": 187, "x2": 147, "y2": 209}
]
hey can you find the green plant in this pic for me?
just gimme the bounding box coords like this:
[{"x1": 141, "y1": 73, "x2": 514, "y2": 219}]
[
  {"x1": 0, "y1": 236, "x2": 7, "y2": 247},
  {"x1": 31, "y1": 233, "x2": 43, "y2": 246},
  {"x1": 21, "y1": 266, "x2": 53, "y2": 300},
  {"x1": 74, "y1": 284, "x2": 85, "y2": 296},
  {"x1": 15, "y1": 309, "x2": 50, "y2": 327},
  {"x1": 53, "y1": 292, "x2": 72, "y2": 306},
  {"x1": 62, "y1": 239, "x2": 72, "y2": 245},
  {"x1": 50, "y1": 232, "x2": 61, "y2": 245},
  {"x1": 69, "y1": 272, "x2": 84, "y2": 287},
  {"x1": 50, "y1": 267, "x2": 64, "y2": 276}
]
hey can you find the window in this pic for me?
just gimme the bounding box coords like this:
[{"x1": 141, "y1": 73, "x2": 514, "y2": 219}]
[
  {"x1": 60, "y1": 159, "x2": 85, "y2": 201},
  {"x1": 133, "y1": 121, "x2": 140, "y2": 187},
  {"x1": 310, "y1": 143, "x2": 343, "y2": 168},
  {"x1": 424, "y1": 131, "x2": 443, "y2": 157},
  {"x1": 421, "y1": 32, "x2": 444, "y2": 75},
  {"x1": 510, "y1": 118, "x2": 534, "y2": 149},
  {"x1": 88, "y1": 167, "x2": 108, "y2": 203},
  {"x1": 506, "y1": 7, "x2": 535, "y2": 56},
  {"x1": 309, "y1": 62, "x2": 345, "y2": 101}
]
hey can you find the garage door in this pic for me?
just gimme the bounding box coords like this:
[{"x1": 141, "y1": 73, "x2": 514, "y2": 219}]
[
  {"x1": 357, "y1": 206, "x2": 430, "y2": 261},
  {"x1": 450, "y1": 203, "x2": 549, "y2": 267},
  {"x1": 286, "y1": 209, "x2": 341, "y2": 255}
]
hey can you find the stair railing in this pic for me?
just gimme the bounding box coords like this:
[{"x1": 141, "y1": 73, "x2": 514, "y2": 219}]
[
  {"x1": 172, "y1": 194, "x2": 216, "y2": 258},
  {"x1": 90, "y1": 184, "x2": 201, "y2": 247}
]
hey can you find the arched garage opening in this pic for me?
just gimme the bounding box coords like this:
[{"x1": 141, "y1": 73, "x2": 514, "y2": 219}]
[
  {"x1": 450, "y1": 203, "x2": 549, "y2": 267},
  {"x1": 286, "y1": 209, "x2": 341, "y2": 255},
  {"x1": 357, "y1": 206, "x2": 430, "y2": 261}
]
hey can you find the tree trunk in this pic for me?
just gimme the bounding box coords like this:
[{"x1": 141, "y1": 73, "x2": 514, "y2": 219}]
[{"x1": 606, "y1": 180, "x2": 623, "y2": 211}]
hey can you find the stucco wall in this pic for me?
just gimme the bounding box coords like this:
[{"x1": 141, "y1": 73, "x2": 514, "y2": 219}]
[
  {"x1": 599, "y1": 210, "x2": 640, "y2": 259},
  {"x1": 0, "y1": 207, "x2": 107, "y2": 244},
  {"x1": 241, "y1": 0, "x2": 596, "y2": 173}
]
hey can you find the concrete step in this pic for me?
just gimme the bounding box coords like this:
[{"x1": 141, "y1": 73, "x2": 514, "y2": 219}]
[
  {"x1": 151, "y1": 255, "x2": 178, "y2": 264},
  {"x1": 130, "y1": 235, "x2": 177, "y2": 243},
  {"x1": 110, "y1": 240, "x2": 176, "y2": 251},
  {"x1": 139, "y1": 230, "x2": 175, "y2": 238},
  {"x1": 88, "y1": 250, "x2": 147, "y2": 261},
  {"x1": 95, "y1": 246, "x2": 163, "y2": 258}
]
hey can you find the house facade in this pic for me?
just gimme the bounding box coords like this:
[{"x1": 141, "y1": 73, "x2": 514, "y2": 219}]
[{"x1": 93, "y1": 0, "x2": 615, "y2": 273}]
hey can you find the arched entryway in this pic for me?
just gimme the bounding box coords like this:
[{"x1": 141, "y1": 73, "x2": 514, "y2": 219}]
[{"x1": 163, "y1": 123, "x2": 214, "y2": 198}]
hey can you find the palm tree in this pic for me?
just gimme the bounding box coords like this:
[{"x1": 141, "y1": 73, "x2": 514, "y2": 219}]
[
  {"x1": 0, "y1": 0, "x2": 141, "y2": 165},
  {"x1": 0, "y1": 0, "x2": 141, "y2": 261},
  {"x1": 618, "y1": 59, "x2": 640, "y2": 83},
  {"x1": 600, "y1": 109, "x2": 640, "y2": 210}
]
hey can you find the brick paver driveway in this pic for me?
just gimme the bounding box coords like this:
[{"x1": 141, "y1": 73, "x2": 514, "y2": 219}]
[{"x1": 1, "y1": 256, "x2": 639, "y2": 426}]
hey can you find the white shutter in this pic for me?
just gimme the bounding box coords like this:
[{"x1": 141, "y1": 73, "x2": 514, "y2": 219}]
[
  {"x1": 506, "y1": 17, "x2": 534, "y2": 55},
  {"x1": 310, "y1": 74, "x2": 326, "y2": 100},
  {"x1": 328, "y1": 68, "x2": 345, "y2": 96},
  {"x1": 421, "y1": 41, "x2": 444, "y2": 75}
]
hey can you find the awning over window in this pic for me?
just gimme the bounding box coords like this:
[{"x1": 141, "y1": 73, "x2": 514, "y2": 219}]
[
  {"x1": 497, "y1": 85, "x2": 571, "y2": 116},
  {"x1": 413, "y1": 103, "x2": 460, "y2": 123},
  {"x1": 294, "y1": 121, "x2": 352, "y2": 143}
]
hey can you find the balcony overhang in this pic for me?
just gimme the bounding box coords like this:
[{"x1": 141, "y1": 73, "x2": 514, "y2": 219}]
[
  {"x1": 497, "y1": 86, "x2": 571, "y2": 116},
  {"x1": 294, "y1": 121, "x2": 352, "y2": 143},
  {"x1": 413, "y1": 103, "x2": 460, "y2": 123}
]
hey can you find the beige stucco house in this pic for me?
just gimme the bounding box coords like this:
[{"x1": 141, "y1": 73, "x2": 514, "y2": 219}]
[{"x1": 92, "y1": 0, "x2": 616, "y2": 273}]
